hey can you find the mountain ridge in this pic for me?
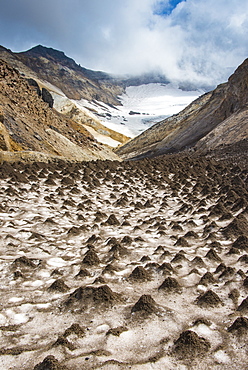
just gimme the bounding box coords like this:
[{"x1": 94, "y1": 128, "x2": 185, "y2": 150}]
[
  {"x1": 21, "y1": 45, "x2": 114, "y2": 82},
  {"x1": 15, "y1": 45, "x2": 123, "y2": 104}
]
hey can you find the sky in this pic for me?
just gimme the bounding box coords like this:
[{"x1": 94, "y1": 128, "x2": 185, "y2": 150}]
[{"x1": 0, "y1": 0, "x2": 247, "y2": 87}]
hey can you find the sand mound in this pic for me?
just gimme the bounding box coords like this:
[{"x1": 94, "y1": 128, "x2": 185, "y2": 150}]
[
  {"x1": 196, "y1": 290, "x2": 223, "y2": 307},
  {"x1": 232, "y1": 235, "x2": 248, "y2": 251},
  {"x1": 173, "y1": 330, "x2": 210, "y2": 358},
  {"x1": 34, "y1": 355, "x2": 68, "y2": 370},
  {"x1": 199, "y1": 272, "x2": 216, "y2": 286},
  {"x1": 63, "y1": 323, "x2": 85, "y2": 337},
  {"x1": 106, "y1": 326, "x2": 128, "y2": 336},
  {"x1": 76, "y1": 268, "x2": 90, "y2": 278},
  {"x1": 128, "y1": 266, "x2": 151, "y2": 281},
  {"x1": 228, "y1": 317, "x2": 248, "y2": 335},
  {"x1": 48, "y1": 279, "x2": 69, "y2": 293},
  {"x1": 205, "y1": 249, "x2": 221, "y2": 262},
  {"x1": 82, "y1": 249, "x2": 100, "y2": 266},
  {"x1": 222, "y1": 214, "x2": 248, "y2": 238},
  {"x1": 65, "y1": 285, "x2": 119, "y2": 308},
  {"x1": 158, "y1": 277, "x2": 181, "y2": 292},
  {"x1": 105, "y1": 214, "x2": 120, "y2": 226},
  {"x1": 13, "y1": 256, "x2": 36, "y2": 268},
  {"x1": 131, "y1": 294, "x2": 158, "y2": 314},
  {"x1": 237, "y1": 297, "x2": 248, "y2": 311}
]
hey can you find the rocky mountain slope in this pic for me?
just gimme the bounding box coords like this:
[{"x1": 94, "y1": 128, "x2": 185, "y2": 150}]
[
  {"x1": 116, "y1": 59, "x2": 248, "y2": 160},
  {"x1": 0, "y1": 58, "x2": 120, "y2": 162},
  {"x1": 4, "y1": 45, "x2": 123, "y2": 104},
  {"x1": 0, "y1": 45, "x2": 130, "y2": 148}
]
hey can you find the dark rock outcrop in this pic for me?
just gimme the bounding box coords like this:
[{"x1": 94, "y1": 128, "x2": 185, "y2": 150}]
[{"x1": 41, "y1": 87, "x2": 54, "y2": 108}]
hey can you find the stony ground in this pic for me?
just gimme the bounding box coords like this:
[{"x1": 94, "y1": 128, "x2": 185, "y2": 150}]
[{"x1": 0, "y1": 155, "x2": 248, "y2": 369}]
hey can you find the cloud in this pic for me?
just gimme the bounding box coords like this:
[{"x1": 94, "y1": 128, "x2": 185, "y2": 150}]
[{"x1": 0, "y1": 0, "x2": 247, "y2": 86}]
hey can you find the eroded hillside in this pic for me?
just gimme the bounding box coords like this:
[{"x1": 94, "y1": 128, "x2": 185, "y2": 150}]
[
  {"x1": 0, "y1": 59, "x2": 120, "y2": 162},
  {"x1": 0, "y1": 45, "x2": 130, "y2": 148},
  {"x1": 116, "y1": 59, "x2": 248, "y2": 160},
  {"x1": 16, "y1": 45, "x2": 124, "y2": 105}
]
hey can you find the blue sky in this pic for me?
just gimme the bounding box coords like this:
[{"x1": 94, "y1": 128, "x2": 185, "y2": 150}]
[
  {"x1": 154, "y1": 0, "x2": 185, "y2": 15},
  {"x1": 0, "y1": 0, "x2": 247, "y2": 86}
]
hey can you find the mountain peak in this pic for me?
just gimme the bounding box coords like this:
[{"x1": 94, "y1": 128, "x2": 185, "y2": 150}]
[
  {"x1": 25, "y1": 44, "x2": 66, "y2": 58},
  {"x1": 22, "y1": 44, "x2": 112, "y2": 82},
  {"x1": 22, "y1": 45, "x2": 78, "y2": 69}
]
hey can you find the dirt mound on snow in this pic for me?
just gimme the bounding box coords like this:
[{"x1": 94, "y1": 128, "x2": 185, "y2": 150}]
[{"x1": 173, "y1": 330, "x2": 211, "y2": 358}]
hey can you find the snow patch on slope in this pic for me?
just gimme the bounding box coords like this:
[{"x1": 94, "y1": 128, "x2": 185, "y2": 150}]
[{"x1": 75, "y1": 83, "x2": 203, "y2": 138}]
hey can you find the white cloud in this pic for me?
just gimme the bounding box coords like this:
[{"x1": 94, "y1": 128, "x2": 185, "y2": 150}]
[{"x1": 0, "y1": 0, "x2": 247, "y2": 86}]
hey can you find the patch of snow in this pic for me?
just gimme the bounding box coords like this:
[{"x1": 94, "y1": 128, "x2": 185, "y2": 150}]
[
  {"x1": 194, "y1": 323, "x2": 214, "y2": 337},
  {"x1": 96, "y1": 324, "x2": 110, "y2": 333},
  {"x1": 74, "y1": 83, "x2": 202, "y2": 137},
  {"x1": 84, "y1": 125, "x2": 121, "y2": 147},
  {"x1": 214, "y1": 350, "x2": 230, "y2": 364},
  {"x1": 36, "y1": 303, "x2": 51, "y2": 309},
  {"x1": 6, "y1": 310, "x2": 29, "y2": 325},
  {"x1": 46, "y1": 257, "x2": 67, "y2": 268},
  {"x1": 53, "y1": 82, "x2": 202, "y2": 140},
  {"x1": 38, "y1": 271, "x2": 51, "y2": 278},
  {"x1": 30, "y1": 280, "x2": 44, "y2": 287},
  {"x1": 8, "y1": 297, "x2": 23, "y2": 303},
  {"x1": 0, "y1": 314, "x2": 7, "y2": 325},
  {"x1": 12, "y1": 314, "x2": 29, "y2": 325}
]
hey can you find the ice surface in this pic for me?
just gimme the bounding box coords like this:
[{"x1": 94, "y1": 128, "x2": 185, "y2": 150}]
[{"x1": 72, "y1": 83, "x2": 202, "y2": 137}]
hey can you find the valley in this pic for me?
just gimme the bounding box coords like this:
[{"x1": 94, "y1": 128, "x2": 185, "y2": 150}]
[{"x1": 0, "y1": 44, "x2": 247, "y2": 370}]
